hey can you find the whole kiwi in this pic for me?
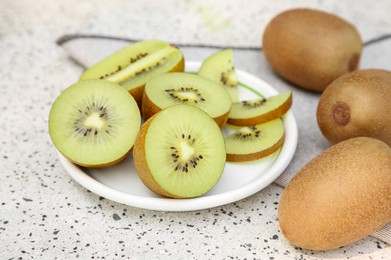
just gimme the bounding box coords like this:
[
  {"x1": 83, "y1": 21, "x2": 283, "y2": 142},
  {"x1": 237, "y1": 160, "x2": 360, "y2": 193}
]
[
  {"x1": 278, "y1": 137, "x2": 391, "y2": 250},
  {"x1": 262, "y1": 8, "x2": 362, "y2": 92},
  {"x1": 317, "y1": 69, "x2": 391, "y2": 146}
]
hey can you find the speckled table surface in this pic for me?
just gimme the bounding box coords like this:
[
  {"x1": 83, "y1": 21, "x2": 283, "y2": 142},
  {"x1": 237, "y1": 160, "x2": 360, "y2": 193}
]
[{"x1": 1, "y1": 0, "x2": 390, "y2": 259}]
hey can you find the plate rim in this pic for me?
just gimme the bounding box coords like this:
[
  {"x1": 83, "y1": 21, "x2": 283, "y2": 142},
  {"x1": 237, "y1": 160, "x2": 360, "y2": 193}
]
[{"x1": 58, "y1": 61, "x2": 298, "y2": 211}]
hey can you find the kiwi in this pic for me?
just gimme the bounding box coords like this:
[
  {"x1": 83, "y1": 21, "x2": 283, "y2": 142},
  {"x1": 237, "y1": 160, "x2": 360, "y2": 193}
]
[
  {"x1": 225, "y1": 118, "x2": 285, "y2": 162},
  {"x1": 80, "y1": 40, "x2": 184, "y2": 107},
  {"x1": 133, "y1": 104, "x2": 226, "y2": 198},
  {"x1": 228, "y1": 91, "x2": 292, "y2": 126},
  {"x1": 198, "y1": 49, "x2": 239, "y2": 101},
  {"x1": 262, "y1": 8, "x2": 362, "y2": 92},
  {"x1": 142, "y1": 72, "x2": 232, "y2": 128},
  {"x1": 278, "y1": 137, "x2": 391, "y2": 250},
  {"x1": 49, "y1": 80, "x2": 141, "y2": 167},
  {"x1": 317, "y1": 69, "x2": 391, "y2": 146}
]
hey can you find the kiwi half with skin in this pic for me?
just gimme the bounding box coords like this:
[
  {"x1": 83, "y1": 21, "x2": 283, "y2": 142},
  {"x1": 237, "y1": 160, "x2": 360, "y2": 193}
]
[
  {"x1": 228, "y1": 91, "x2": 292, "y2": 126},
  {"x1": 142, "y1": 72, "x2": 232, "y2": 128},
  {"x1": 49, "y1": 80, "x2": 141, "y2": 167},
  {"x1": 225, "y1": 118, "x2": 285, "y2": 162},
  {"x1": 80, "y1": 40, "x2": 184, "y2": 107},
  {"x1": 198, "y1": 49, "x2": 239, "y2": 102},
  {"x1": 133, "y1": 104, "x2": 226, "y2": 198}
]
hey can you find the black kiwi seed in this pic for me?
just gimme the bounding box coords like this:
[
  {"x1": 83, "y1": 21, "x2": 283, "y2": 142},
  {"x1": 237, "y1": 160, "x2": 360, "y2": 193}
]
[
  {"x1": 98, "y1": 52, "x2": 152, "y2": 79},
  {"x1": 220, "y1": 70, "x2": 236, "y2": 88},
  {"x1": 165, "y1": 87, "x2": 206, "y2": 104},
  {"x1": 130, "y1": 52, "x2": 149, "y2": 64},
  {"x1": 234, "y1": 126, "x2": 262, "y2": 140},
  {"x1": 169, "y1": 133, "x2": 204, "y2": 173},
  {"x1": 220, "y1": 72, "x2": 228, "y2": 85},
  {"x1": 133, "y1": 60, "x2": 162, "y2": 77},
  {"x1": 72, "y1": 101, "x2": 113, "y2": 139},
  {"x1": 241, "y1": 98, "x2": 267, "y2": 108}
]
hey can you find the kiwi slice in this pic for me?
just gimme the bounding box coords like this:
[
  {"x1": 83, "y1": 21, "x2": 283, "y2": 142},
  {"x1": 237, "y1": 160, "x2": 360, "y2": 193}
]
[
  {"x1": 228, "y1": 91, "x2": 292, "y2": 126},
  {"x1": 225, "y1": 118, "x2": 285, "y2": 162},
  {"x1": 133, "y1": 104, "x2": 226, "y2": 198},
  {"x1": 49, "y1": 80, "x2": 141, "y2": 167},
  {"x1": 198, "y1": 49, "x2": 239, "y2": 102},
  {"x1": 80, "y1": 40, "x2": 184, "y2": 107},
  {"x1": 142, "y1": 72, "x2": 232, "y2": 128}
]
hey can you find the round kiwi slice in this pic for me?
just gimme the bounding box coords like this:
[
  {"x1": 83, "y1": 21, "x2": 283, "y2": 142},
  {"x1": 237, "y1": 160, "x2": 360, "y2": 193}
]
[
  {"x1": 49, "y1": 80, "x2": 141, "y2": 167},
  {"x1": 142, "y1": 72, "x2": 232, "y2": 128},
  {"x1": 228, "y1": 91, "x2": 292, "y2": 126},
  {"x1": 133, "y1": 104, "x2": 226, "y2": 198},
  {"x1": 198, "y1": 49, "x2": 239, "y2": 102},
  {"x1": 225, "y1": 118, "x2": 285, "y2": 162},
  {"x1": 80, "y1": 40, "x2": 184, "y2": 107}
]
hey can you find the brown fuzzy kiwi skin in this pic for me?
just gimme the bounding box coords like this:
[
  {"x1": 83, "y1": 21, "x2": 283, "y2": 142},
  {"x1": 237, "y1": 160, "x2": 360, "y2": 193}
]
[
  {"x1": 262, "y1": 8, "x2": 362, "y2": 92},
  {"x1": 226, "y1": 134, "x2": 284, "y2": 162},
  {"x1": 278, "y1": 137, "x2": 391, "y2": 250},
  {"x1": 141, "y1": 91, "x2": 163, "y2": 122},
  {"x1": 213, "y1": 111, "x2": 230, "y2": 129},
  {"x1": 317, "y1": 69, "x2": 391, "y2": 146},
  {"x1": 128, "y1": 56, "x2": 185, "y2": 108},
  {"x1": 142, "y1": 90, "x2": 230, "y2": 129},
  {"x1": 133, "y1": 113, "x2": 183, "y2": 199},
  {"x1": 227, "y1": 94, "x2": 292, "y2": 126}
]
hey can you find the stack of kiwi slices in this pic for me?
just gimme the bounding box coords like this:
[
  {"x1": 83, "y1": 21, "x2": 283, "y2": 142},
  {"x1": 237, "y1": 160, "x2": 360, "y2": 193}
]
[
  {"x1": 224, "y1": 91, "x2": 292, "y2": 162},
  {"x1": 48, "y1": 40, "x2": 292, "y2": 198}
]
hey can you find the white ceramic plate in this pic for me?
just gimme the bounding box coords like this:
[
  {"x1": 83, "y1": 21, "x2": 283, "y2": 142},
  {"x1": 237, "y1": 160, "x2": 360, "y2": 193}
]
[{"x1": 58, "y1": 61, "x2": 298, "y2": 211}]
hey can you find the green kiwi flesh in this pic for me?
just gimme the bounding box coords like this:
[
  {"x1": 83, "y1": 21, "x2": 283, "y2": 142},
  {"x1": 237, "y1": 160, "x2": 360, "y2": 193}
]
[
  {"x1": 134, "y1": 104, "x2": 226, "y2": 198},
  {"x1": 225, "y1": 118, "x2": 285, "y2": 162},
  {"x1": 80, "y1": 40, "x2": 184, "y2": 101},
  {"x1": 228, "y1": 91, "x2": 292, "y2": 126},
  {"x1": 198, "y1": 49, "x2": 239, "y2": 101},
  {"x1": 142, "y1": 72, "x2": 232, "y2": 126},
  {"x1": 49, "y1": 80, "x2": 141, "y2": 167}
]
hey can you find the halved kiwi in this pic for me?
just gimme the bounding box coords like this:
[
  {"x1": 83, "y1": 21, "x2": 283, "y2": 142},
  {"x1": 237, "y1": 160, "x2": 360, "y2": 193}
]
[
  {"x1": 228, "y1": 91, "x2": 292, "y2": 126},
  {"x1": 80, "y1": 40, "x2": 184, "y2": 107},
  {"x1": 198, "y1": 49, "x2": 239, "y2": 102},
  {"x1": 225, "y1": 118, "x2": 285, "y2": 162},
  {"x1": 133, "y1": 104, "x2": 226, "y2": 198},
  {"x1": 49, "y1": 80, "x2": 141, "y2": 167},
  {"x1": 142, "y1": 72, "x2": 232, "y2": 128}
]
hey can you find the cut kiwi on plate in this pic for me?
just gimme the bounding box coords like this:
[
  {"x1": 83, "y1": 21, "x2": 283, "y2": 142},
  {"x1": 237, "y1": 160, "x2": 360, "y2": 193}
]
[
  {"x1": 142, "y1": 72, "x2": 232, "y2": 128},
  {"x1": 80, "y1": 40, "x2": 184, "y2": 107},
  {"x1": 133, "y1": 104, "x2": 226, "y2": 198},
  {"x1": 225, "y1": 118, "x2": 285, "y2": 162},
  {"x1": 198, "y1": 49, "x2": 239, "y2": 102},
  {"x1": 228, "y1": 91, "x2": 292, "y2": 126},
  {"x1": 49, "y1": 80, "x2": 141, "y2": 168}
]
